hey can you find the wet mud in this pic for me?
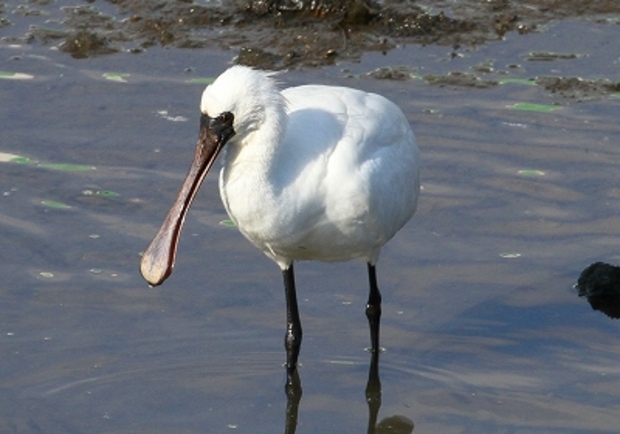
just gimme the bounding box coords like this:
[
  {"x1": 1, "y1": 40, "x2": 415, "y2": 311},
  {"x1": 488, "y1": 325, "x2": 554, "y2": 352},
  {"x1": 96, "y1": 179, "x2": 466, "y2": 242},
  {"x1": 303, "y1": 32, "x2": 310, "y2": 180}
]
[
  {"x1": 2, "y1": 0, "x2": 619, "y2": 65},
  {"x1": 2, "y1": 0, "x2": 620, "y2": 98}
]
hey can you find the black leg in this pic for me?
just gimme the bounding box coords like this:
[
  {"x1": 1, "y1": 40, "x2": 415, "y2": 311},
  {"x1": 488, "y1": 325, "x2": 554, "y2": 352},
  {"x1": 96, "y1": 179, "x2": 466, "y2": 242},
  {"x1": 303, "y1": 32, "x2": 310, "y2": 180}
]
[
  {"x1": 283, "y1": 263, "x2": 302, "y2": 382},
  {"x1": 366, "y1": 263, "x2": 382, "y2": 353}
]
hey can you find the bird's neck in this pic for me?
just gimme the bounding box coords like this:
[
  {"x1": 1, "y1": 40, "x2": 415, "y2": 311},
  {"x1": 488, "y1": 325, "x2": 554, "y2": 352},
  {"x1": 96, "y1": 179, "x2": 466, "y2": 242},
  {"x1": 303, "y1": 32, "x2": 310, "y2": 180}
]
[
  {"x1": 219, "y1": 105, "x2": 288, "y2": 240},
  {"x1": 226, "y1": 104, "x2": 288, "y2": 176}
]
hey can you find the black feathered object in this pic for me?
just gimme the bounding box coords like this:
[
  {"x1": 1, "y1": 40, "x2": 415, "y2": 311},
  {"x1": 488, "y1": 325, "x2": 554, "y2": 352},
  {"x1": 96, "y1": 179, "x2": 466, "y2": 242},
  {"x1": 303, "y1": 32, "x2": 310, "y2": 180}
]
[{"x1": 577, "y1": 262, "x2": 620, "y2": 319}]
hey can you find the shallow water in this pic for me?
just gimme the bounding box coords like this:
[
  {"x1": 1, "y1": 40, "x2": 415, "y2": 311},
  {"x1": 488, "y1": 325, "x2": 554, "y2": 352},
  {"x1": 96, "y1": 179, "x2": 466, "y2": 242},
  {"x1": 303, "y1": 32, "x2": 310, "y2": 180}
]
[{"x1": 1, "y1": 9, "x2": 620, "y2": 434}]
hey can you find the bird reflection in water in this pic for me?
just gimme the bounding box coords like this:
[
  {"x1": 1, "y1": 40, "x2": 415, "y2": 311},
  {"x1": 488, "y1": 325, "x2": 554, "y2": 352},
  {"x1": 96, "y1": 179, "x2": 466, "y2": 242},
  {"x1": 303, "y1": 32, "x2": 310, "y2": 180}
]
[
  {"x1": 283, "y1": 351, "x2": 414, "y2": 434},
  {"x1": 576, "y1": 262, "x2": 620, "y2": 319}
]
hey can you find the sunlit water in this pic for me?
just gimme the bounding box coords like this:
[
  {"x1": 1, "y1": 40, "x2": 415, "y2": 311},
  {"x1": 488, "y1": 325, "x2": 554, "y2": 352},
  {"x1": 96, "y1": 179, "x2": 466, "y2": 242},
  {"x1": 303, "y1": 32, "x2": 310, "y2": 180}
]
[{"x1": 1, "y1": 13, "x2": 620, "y2": 434}]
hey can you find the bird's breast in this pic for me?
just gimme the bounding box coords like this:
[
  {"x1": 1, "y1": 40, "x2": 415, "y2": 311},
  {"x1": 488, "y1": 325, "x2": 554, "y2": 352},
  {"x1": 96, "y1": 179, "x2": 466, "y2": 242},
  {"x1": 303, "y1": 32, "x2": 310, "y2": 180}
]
[{"x1": 217, "y1": 84, "x2": 419, "y2": 267}]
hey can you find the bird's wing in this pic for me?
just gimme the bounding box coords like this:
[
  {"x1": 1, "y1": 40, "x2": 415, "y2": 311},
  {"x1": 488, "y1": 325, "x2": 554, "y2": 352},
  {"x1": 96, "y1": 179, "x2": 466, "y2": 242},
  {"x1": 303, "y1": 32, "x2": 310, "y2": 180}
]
[{"x1": 279, "y1": 85, "x2": 419, "y2": 251}]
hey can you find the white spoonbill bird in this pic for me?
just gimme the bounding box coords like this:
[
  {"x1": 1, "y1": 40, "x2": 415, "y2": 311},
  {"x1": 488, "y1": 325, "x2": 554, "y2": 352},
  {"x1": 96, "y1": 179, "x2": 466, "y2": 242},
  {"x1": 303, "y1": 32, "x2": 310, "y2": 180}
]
[{"x1": 140, "y1": 65, "x2": 420, "y2": 377}]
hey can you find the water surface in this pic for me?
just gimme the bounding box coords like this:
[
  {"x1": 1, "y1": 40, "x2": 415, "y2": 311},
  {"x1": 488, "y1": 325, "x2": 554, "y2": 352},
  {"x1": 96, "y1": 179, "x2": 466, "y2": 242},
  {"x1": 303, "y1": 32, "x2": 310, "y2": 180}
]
[{"x1": 1, "y1": 11, "x2": 620, "y2": 434}]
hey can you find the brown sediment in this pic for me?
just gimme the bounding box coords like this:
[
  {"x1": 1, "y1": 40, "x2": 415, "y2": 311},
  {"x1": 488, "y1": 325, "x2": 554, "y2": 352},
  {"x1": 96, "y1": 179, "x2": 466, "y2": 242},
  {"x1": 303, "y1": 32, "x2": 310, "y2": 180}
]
[{"x1": 5, "y1": 0, "x2": 620, "y2": 68}]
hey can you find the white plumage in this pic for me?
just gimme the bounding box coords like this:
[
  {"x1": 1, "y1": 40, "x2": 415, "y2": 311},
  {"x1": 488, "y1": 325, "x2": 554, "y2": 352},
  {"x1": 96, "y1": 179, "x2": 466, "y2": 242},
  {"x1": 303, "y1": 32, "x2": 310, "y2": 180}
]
[
  {"x1": 204, "y1": 68, "x2": 420, "y2": 269},
  {"x1": 140, "y1": 65, "x2": 420, "y2": 375}
]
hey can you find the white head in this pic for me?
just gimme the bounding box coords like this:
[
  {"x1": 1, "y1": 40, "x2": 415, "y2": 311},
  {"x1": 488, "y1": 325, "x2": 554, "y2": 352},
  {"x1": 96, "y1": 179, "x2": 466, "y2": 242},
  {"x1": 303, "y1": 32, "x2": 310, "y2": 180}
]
[{"x1": 200, "y1": 65, "x2": 286, "y2": 146}]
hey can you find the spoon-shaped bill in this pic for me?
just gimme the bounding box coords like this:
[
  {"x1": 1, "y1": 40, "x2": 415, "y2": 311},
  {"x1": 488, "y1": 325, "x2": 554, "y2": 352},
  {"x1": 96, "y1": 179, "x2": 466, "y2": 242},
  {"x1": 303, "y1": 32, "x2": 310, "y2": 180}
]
[{"x1": 140, "y1": 125, "x2": 223, "y2": 286}]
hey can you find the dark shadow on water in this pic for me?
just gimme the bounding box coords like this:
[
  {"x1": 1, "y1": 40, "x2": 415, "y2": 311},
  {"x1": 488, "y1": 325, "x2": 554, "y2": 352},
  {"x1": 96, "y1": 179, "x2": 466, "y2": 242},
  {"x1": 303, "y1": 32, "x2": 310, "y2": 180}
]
[
  {"x1": 284, "y1": 369, "x2": 302, "y2": 434},
  {"x1": 283, "y1": 351, "x2": 414, "y2": 434},
  {"x1": 365, "y1": 351, "x2": 382, "y2": 434},
  {"x1": 576, "y1": 262, "x2": 620, "y2": 319}
]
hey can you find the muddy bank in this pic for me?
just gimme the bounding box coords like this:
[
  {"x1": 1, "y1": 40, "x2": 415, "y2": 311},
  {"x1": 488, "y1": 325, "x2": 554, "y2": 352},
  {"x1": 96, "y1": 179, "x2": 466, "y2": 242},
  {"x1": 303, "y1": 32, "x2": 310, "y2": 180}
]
[
  {"x1": 2, "y1": 0, "x2": 620, "y2": 68},
  {"x1": 2, "y1": 1, "x2": 620, "y2": 100}
]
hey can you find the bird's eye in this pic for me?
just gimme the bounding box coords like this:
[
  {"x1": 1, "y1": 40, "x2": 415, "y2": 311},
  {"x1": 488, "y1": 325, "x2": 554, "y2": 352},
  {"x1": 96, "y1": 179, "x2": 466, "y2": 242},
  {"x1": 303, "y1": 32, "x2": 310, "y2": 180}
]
[{"x1": 218, "y1": 112, "x2": 233, "y2": 124}]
